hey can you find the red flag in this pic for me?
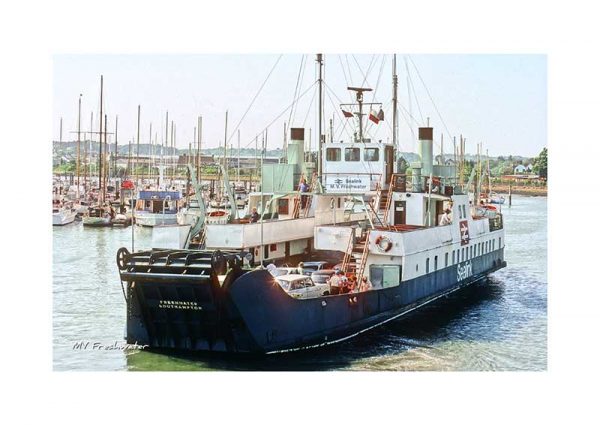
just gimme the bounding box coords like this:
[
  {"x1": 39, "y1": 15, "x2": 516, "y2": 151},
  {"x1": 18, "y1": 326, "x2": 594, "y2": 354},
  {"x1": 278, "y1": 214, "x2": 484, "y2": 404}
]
[
  {"x1": 369, "y1": 110, "x2": 380, "y2": 124},
  {"x1": 342, "y1": 109, "x2": 353, "y2": 118}
]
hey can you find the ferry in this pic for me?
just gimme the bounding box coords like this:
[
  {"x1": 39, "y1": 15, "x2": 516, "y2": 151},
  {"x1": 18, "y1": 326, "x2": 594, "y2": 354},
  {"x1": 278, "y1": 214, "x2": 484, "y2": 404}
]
[
  {"x1": 116, "y1": 61, "x2": 506, "y2": 354},
  {"x1": 117, "y1": 127, "x2": 505, "y2": 354}
]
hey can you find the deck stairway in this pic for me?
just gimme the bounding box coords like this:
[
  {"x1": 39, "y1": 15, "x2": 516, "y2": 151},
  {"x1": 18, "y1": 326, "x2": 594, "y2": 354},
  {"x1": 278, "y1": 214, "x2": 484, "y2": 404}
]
[{"x1": 341, "y1": 229, "x2": 370, "y2": 281}]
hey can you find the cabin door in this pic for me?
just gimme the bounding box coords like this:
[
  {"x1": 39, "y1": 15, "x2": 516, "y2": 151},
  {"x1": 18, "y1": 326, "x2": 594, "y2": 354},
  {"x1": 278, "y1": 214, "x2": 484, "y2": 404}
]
[
  {"x1": 394, "y1": 201, "x2": 406, "y2": 225},
  {"x1": 385, "y1": 146, "x2": 394, "y2": 185}
]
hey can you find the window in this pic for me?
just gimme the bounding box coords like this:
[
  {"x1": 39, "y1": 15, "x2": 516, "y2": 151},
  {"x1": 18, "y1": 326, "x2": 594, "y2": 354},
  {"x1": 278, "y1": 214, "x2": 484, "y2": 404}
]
[
  {"x1": 326, "y1": 147, "x2": 341, "y2": 161},
  {"x1": 338, "y1": 198, "x2": 341, "y2": 208},
  {"x1": 364, "y1": 147, "x2": 379, "y2": 161},
  {"x1": 499, "y1": 237, "x2": 502, "y2": 248},
  {"x1": 434, "y1": 256, "x2": 438, "y2": 271},
  {"x1": 426, "y1": 258, "x2": 430, "y2": 273},
  {"x1": 466, "y1": 248, "x2": 469, "y2": 260},
  {"x1": 270, "y1": 244, "x2": 277, "y2": 252},
  {"x1": 470, "y1": 246, "x2": 473, "y2": 258},
  {"x1": 452, "y1": 250, "x2": 455, "y2": 265},
  {"x1": 462, "y1": 205, "x2": 467, "y2": 218},
  {"x1": 370, "y1": 265, "x2": 402, "y2": 288},
  {"x1": 493, "y1": 240, "x2": 495, "y2": 250},
  {"x1": 461, "y1": 248, "x2": 465, "y2": 262},
  {"x1": 263, "y1": 245, "x2": 269, "y2": 259},
  {"x1": 445, "y1": 253, "x2": 449, "y2": 267},
  {"x1": 345, "y1": 147, "x2": 360, "y2": 161}
]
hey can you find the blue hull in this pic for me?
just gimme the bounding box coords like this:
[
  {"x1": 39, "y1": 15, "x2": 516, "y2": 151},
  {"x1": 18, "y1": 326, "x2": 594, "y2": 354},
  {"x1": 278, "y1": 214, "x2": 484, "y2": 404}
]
[{"x1": 125, "y1": 249, "x2": 506, "y2": 354}]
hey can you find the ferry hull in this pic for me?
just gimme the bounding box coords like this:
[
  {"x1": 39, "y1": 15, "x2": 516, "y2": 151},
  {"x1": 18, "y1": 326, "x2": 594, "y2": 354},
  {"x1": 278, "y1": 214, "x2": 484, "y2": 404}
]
[{"x1": 123, "y1": 248, "x2": 506, "y2": 354}]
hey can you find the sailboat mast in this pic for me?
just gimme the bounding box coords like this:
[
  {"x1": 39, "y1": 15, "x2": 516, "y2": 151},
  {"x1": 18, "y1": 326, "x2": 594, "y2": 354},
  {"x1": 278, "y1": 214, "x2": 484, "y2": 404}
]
[
  {"x1": 114, "y1": 115, "x2": 118, "y2": 180},
  {"x1": 237, "y1": 129, "x2": 241, "y2": 183},
  {"x1": 317, "y1": 54, "x2": 323, "y2": 178},
  {"x1": 77, "y1": 94, "x2": 81, "y2": 199},
  {"x1": 104, "y1": 114, "x2": 109, "y2": 202},
  {"x1": 224, "y1": 110, "x2": 228, "y2": 177},
  {"x1": 136, "y1": 105, "x2": 141, "y2": 187},
  {"x1": 198, "y1": 115, "x2": 202, "y2": 185},
  {"x1": 98, "y1": 75, "x2": 103, "y2": 203},
  {"x1": 148, "y1": 122, "x2": 152, "y2": 180},
  {"x1": 165, "y1": 111, "x2": 168, "y2": 187}
]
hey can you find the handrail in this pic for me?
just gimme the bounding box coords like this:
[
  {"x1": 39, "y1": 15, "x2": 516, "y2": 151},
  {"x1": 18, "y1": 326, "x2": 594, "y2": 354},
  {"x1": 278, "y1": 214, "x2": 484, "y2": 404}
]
[
  {"x1": 341, "y1": 227, "x2": 356, "y2": 273},
  {"x1": 356, "y1": 230, "x2": 370, "y2": 283}
]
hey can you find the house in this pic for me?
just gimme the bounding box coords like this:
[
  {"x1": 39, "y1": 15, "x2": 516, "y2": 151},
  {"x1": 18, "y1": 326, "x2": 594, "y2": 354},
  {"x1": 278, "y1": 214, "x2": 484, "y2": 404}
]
[{"x1": 514, "y1": 164, "x2": 527, "y2": 174}]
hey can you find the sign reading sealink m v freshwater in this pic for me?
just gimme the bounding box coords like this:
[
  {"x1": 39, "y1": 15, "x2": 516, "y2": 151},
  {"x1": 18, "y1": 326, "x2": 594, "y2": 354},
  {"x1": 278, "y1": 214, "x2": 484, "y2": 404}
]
[{"x1": 325, "y1": 175, "x2": 370, "y2": 193}]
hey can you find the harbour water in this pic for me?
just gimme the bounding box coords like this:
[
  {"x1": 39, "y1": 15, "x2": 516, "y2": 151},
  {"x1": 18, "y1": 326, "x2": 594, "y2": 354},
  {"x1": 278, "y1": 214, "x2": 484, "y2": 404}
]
[{"x1": 53, "y1": 194, "x2": 547, "y2": 371}]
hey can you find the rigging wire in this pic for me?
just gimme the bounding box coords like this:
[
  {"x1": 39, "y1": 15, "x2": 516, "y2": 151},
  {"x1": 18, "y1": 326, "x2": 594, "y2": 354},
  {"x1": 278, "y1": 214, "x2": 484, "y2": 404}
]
[
  {"x1": 225, "y1": 54, "x2": 283, "y2": 146},
  {"x1": 404, "y1": 56, "x2": 424, "y2": 126},
  {"x1": 407, "y1": 55, "x2": 454, "y2": 142},
  {"x1": 363, "y1": 55, "x2": 387, "y2": 135},
  {"x1": 323, "y1": 85, "x2": 354, "y2": 141},
  {"x1": 288, "y1": 55, "x2": 306, "y2": 126},
  {"x1": 240, "y1": 81, "x2": 317, "y2": 151}
]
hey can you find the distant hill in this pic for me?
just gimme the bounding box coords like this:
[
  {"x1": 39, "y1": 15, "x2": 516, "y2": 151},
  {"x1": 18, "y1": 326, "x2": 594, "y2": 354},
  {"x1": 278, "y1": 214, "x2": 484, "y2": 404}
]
[{"x1": 53, "y1": 141, "x2": 534, "y2": 163}]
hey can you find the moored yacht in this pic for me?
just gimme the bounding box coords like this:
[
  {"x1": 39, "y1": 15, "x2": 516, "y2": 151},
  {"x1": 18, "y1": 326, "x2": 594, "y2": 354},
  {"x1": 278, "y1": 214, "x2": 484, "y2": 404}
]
[
  {"x1": 52, "y1": 202, "x2": 77, "y2": 226},
  {"x1": 134, "y1": 189, "x2": 182, "y2": 227}
]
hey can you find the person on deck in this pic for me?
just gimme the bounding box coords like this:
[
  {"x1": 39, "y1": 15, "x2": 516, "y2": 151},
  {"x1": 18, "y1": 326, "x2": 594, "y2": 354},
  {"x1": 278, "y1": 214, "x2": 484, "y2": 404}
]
[
  {"x1": 250, "y1": 207, "x2": 259, "y2": 223},
  {"x1": 359, "y1": 276, "x2": 373, "y2": 292},
  {"x1": 328, "y1": 269, "x2": 342, "y2": 295},
  {"x1": 440, "y1": 209, "x2": 452, "y2": 226},
  {"x1": 299, "y1": 178, "x2": 309, "y2": 209}
]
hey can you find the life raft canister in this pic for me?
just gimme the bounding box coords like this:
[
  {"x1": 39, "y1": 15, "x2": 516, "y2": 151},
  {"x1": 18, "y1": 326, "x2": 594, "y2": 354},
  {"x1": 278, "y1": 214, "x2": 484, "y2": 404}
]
[{"x1": 375, "y1": 234, "x2": 393, "y2": 252}]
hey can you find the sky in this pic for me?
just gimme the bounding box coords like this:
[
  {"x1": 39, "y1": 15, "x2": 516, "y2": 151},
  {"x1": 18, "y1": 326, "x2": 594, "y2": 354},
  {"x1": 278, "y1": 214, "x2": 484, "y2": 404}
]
[{"x1": 53, "y1": 54, "x2": 546, "y2": 158}]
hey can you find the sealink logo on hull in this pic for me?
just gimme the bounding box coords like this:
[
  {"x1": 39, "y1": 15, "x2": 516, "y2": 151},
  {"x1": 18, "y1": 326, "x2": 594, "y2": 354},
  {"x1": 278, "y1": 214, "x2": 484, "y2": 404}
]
[{"x1": 457, "y1": 260, "x2": 473, "y2": 282}]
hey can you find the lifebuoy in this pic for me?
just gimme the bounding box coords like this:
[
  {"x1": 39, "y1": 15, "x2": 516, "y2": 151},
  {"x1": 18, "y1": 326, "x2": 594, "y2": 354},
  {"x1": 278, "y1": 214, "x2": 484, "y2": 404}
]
[{"x1": 375, "y1": 235, "x2": 393, "y2": 252}]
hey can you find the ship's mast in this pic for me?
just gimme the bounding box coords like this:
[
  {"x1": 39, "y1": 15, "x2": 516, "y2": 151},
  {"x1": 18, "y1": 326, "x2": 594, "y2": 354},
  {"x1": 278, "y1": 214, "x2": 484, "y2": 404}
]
[
  {"x1": 392, "y1": 54, "x2": 398, "y2": 151},
  {"x1": 347, "y1": 86, "x2": 373, "y2": 142},
  {"x1": 317, "y1": 54, "x2": 323, "y2": 178}
]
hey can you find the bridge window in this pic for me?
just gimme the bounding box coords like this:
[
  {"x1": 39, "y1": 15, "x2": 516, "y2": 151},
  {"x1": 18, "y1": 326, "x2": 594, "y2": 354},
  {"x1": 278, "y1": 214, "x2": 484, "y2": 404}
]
[
  {"x1": 364, "y1": 147, "x2": 379, "y2": 161},
  {"x1": 426, "y1": 258, "x2": 430, "y2": 273},
  {"x1": 445, "y1": 253, "x2": 448, "y2": 267},
  {"x1": 461, "y1": 248, "x2": 465, "y2": 261},
  {"x1": 452, "y1": 250, "x2": 455, "y2": 265},
  {"x1": 326, "y1": 147, "x2": 341, "y2": 161},
  {"x1": 434, "y1": 256, "x2": 438, "y2": 271},
  {"x1": 345, "y1": 147, "x2": 361, "y2": 161}
]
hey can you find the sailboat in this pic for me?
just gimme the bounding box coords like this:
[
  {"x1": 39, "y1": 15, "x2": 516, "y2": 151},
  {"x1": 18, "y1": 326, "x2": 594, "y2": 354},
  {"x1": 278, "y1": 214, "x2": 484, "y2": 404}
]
[{"x1": 83, "y1": 75, "x2": 113, "y2": 227}]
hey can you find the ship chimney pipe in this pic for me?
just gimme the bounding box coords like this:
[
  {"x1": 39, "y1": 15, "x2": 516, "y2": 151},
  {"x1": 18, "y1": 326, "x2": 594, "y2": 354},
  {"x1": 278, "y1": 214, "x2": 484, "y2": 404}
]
[
  {"x1": 418, "y1": 127, "x2": 434, "y2": 178},
  {"x1": 288, "y1": 128, "x2": 305, "y2": 167}
]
